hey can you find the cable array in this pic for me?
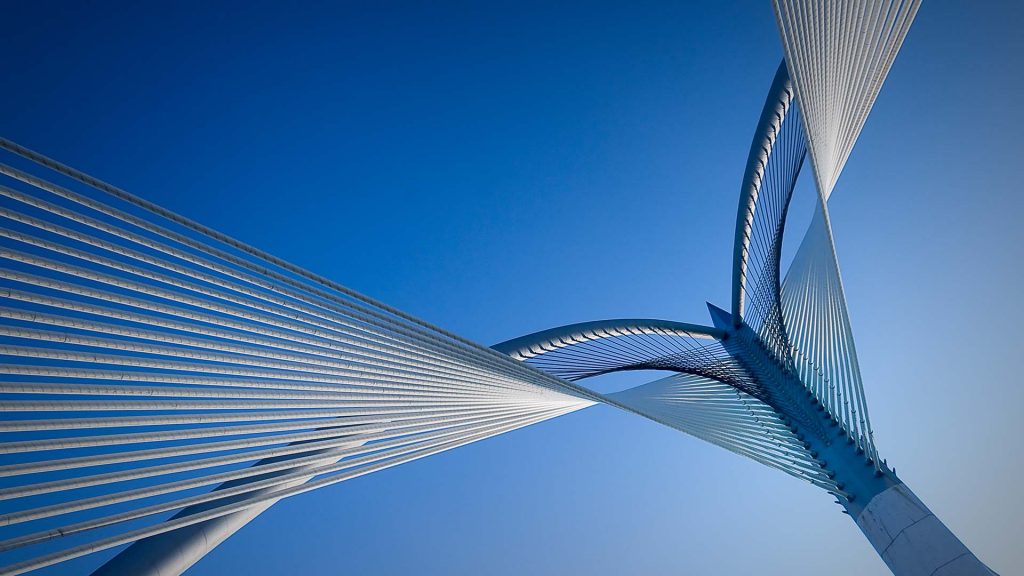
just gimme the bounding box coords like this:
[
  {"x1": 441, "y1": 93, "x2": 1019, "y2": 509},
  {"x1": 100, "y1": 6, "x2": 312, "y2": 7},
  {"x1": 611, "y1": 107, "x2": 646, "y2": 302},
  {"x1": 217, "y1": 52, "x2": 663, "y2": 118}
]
[
  {"x1": 493, "y1": 319, "x2": 836, "y2": 483},
  {"x1": 781, "y1": 200, "x2": 877, "y2": 464},
  {"x1": 0, "y1": 140, "x2": 594, "y2": 575},
  {"x1": 772, "y1": 0, "x2": 922, "y2": 199},
  {"x1": 609, "y1": 373, "x2": 834, "y2": 489},
  {"x1": 726, "y1": 55, "x2": 878, "y2": 465}
]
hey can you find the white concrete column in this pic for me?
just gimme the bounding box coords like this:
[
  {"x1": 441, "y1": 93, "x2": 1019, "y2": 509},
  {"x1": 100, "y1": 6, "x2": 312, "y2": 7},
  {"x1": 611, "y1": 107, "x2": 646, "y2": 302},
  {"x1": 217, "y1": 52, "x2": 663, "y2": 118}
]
[
  {"x1": 92, "y1": 442, "x2": 362, "y2": 576},
  {"x1": 855, "y1": 483, "x2": 995, "y2": 576}
]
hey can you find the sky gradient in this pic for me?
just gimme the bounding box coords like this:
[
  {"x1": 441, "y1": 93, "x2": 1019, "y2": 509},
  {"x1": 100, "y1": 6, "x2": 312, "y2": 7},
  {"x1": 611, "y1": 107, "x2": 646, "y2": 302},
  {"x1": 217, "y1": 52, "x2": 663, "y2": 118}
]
[{"x1": 3, "y1": 1, "x2": 1022, "y2": 574}]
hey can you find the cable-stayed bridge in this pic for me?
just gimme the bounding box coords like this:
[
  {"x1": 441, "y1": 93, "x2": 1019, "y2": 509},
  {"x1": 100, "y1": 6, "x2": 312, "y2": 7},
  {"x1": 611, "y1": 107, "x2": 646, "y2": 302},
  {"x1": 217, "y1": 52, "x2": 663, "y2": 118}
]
[{"x1": 0, "y1": 1, "x2": 997, "y2": 574}]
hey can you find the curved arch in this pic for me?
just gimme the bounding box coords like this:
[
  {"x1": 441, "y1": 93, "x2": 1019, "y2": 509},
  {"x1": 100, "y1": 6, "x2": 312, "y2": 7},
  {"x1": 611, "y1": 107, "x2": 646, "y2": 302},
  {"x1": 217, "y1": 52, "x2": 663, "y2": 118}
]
[
  {"x1": 493, "y1": 319, "x2": 760, "y2": 395},
  {"x1": 493, "y1": 318, "x2": 725, "y2": 360},
  {"x1": 608, "y1": 373, "x2": 829, "y2": 488},
  {"x1": 730, "y1": 60, "x2": 805, "y2": 354}
]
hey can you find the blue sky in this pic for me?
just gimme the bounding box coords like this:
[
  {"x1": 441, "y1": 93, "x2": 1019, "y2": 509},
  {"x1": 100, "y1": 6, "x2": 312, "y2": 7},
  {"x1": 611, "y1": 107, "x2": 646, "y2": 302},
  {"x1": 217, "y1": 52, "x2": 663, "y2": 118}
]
[{"x1": 3, "y1": 1, "x2": 1022, "y2": 574}]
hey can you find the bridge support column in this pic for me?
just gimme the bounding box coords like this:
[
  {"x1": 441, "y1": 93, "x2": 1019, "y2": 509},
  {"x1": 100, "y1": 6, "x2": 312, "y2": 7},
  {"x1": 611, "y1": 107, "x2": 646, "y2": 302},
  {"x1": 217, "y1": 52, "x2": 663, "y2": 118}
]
[
  {"x1": 92, "y1": 439, "x2": 361, "y2": 576},
  {"x1": 854, "y1": 482, "x2": 995, "y2": 576}
]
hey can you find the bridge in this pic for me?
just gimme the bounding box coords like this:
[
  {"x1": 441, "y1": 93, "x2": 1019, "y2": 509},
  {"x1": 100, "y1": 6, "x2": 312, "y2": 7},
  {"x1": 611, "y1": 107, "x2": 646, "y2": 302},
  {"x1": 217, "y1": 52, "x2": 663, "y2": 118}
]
[{"x1": 0, "y1": 2, "x2": 996, "y2": 574}]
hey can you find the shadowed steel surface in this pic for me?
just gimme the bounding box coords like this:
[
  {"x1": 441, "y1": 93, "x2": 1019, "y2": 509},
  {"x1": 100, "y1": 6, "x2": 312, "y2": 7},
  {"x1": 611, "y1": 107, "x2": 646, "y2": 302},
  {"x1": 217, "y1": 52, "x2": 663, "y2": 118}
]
[{"x1": 0, "y1": 1, "x2": 998, "y2": 575}]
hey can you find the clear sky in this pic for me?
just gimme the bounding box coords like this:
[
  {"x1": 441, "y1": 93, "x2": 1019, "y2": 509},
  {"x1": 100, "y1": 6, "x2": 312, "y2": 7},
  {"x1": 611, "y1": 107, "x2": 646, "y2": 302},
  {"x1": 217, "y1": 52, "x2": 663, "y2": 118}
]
[{"x1": 3, "y1": 1, "x2": 1022, "y2": 574}]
